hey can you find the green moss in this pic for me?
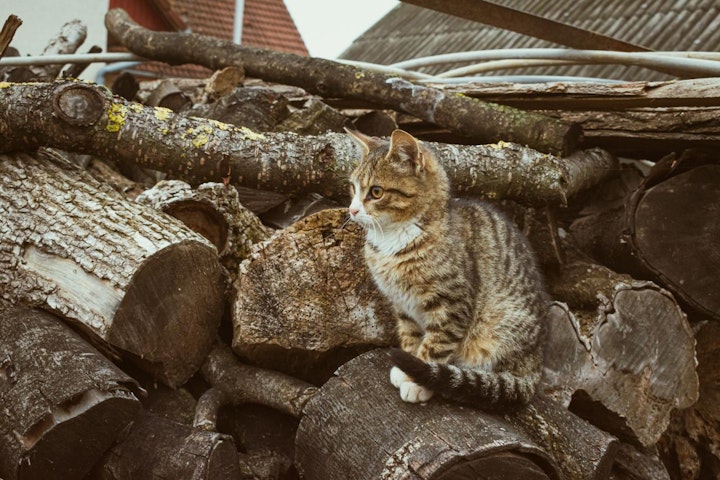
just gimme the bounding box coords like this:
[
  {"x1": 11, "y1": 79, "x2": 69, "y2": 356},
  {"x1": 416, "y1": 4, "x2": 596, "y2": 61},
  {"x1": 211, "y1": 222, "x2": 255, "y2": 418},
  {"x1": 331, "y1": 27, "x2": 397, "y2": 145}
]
[{"x1": 106, "y1": 103, "x2": 127, "y2": 133}]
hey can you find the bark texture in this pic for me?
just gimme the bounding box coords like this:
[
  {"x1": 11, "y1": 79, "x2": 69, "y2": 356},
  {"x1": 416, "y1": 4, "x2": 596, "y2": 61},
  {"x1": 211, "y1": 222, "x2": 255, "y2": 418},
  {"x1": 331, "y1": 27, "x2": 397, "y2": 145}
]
[
  {"x1": 232, "y1": 208, "x2": 396, "y2": 383},
  {"x1": 0, "y1": 152, "x2": 224, "y2": 387},
  {"x1": 296, "y1": 349, "x2": 619, "y2": 480},
  {"x1": 0, "y1": 305, "x2": 140, "y2": 480},
  {"x1": 0, "y1": 81, "x2": 616, "y2": 207},
  {"x1": 105, "y1": 8, "x2": 580, "y2": 156}
]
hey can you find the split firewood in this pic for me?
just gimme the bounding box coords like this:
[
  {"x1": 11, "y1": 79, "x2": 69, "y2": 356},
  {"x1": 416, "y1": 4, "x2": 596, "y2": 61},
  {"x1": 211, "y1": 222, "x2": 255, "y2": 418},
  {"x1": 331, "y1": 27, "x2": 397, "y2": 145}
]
[
  {"x1": 105, "y1": 8, "x2": 581, "y2": 156},
  {"x1": 91, "y1": 411, "x2": 240, "y2": 480},
  {"x1": 296, "y1": 349, "x2": 619, "y2": 480},
  {"x1": 187, "y1": 86, "x2": 291, "y2": 132},
  {"x1": 0, "y1": 305, "x2": 141, "y2": 480},
  {"x1": 30, "y1": 19, "x2": 87, "y2": 80},
  {"x1": 0, "y1": 81, "x2": 617, "y2": 207},
  {"x1": 274, "y1": 98, "x2": 349, "y2": 135},
  {"x1": 146, "y1": 79, "x2": 191, "y2": 112},
  {"x1": 136, "y1": 180, "x2": 270, "y2": 282},
  {"x1": 658, "y1": 320, "x2": 720, "y2": 480},
  {"x1": 0, "y1": 151, "x2": 225, "y2": 387},
  {"x1": 571, "y1": 151, "x2": 720, "y2": 319},
  {"x1": 544, "y1": 261, "x2": 699, "y2": 448},
  {"x1": 232, "y1": 208, "x2": 396, "y2": 383}
]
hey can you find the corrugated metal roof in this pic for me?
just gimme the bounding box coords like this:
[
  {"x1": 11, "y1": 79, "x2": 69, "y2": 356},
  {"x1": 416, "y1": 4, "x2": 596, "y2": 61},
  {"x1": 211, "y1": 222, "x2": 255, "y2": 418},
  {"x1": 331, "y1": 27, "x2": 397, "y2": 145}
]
[{"x1": 340, "y1": 1, "x2": 720, "y2": 81}]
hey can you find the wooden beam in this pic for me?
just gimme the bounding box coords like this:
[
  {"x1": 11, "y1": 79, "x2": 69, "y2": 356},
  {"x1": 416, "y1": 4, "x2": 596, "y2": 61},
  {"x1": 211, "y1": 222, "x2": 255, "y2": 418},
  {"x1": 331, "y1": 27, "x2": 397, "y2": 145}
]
[{"x1": 400, "y1": 0, "x2": 650, "y2": 52}]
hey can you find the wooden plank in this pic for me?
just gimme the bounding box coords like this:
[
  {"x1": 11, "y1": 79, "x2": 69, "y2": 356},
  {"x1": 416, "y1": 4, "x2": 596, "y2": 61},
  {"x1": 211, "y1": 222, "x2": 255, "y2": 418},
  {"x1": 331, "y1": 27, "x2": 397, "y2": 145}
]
[{"x1": 400, "y1": 0, "x2": 651, "y2": 52}]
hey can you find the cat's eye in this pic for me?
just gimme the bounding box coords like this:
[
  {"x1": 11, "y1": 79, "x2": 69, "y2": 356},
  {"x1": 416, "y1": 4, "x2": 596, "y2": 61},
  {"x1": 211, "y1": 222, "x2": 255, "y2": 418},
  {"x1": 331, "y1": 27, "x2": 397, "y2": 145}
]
[{"x1": 368, "y1": 186, "x2": 384, "y2": 200}]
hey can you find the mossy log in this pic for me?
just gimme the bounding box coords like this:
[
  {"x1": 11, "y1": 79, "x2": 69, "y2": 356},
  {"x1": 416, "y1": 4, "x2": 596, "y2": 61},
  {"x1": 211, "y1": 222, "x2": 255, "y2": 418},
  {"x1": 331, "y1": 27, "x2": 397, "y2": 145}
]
[
  {"x1": 0, "y1": 151, "x2": 224, "y2": 387},
  {"x1": 0, "y1": 305, "x2": 140, "y2": 480},
  {"x1": 0, "y1": 81, "x2": 616, "y2": 207},
  {"x1": 105, "y1": 8, "x2": 580, "y2": 156}
]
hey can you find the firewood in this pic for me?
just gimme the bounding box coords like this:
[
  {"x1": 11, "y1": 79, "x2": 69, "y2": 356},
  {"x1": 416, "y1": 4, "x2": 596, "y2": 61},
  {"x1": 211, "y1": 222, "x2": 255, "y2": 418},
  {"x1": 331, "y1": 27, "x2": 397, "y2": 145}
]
[
  {"x1": 296, "y1": 349, "x2": 619, "y2": 480},
  {"x1": 30, "y1": 19, "x2": 87, "y2": 80},
  {"x1": 232, "y1": 208, "x2": 396, "y2": 383},
  {"x1": 0, "y1": 151, "x2": 225, "y2": 387},
  {"x1": 274, "y1": 98, "x2": 348, "y2": 135},
  {"x1": 146, "y1": 79, "x2": 191, "y2": 112},
  {"x1": 91, "y1": 411, "x2": 240, "y2": 480},
  {"x1": 0, "y1": 15, "x2": 22, "y2": 58},
  {"x1": 658, "y1": 320, "x2": 720, "y2": 480},
  {"x1": 136, "y1": 180, "x2": 270, "y2": 282},
  {"x1": 544, "y1": 261, "x2": 698, "y2": 448},
  {"x1": 0, "y1": 80, "x2": 617, "y2": 207},
  {"x1": 0, "y1": 305, "x2": 140, "y2": 480},
  {"x1": 105, "y1": 8, "x2": 581, "y2": 156},
  {"x1": 571, "y1": 151, "x2": 720, "y2": 320}
]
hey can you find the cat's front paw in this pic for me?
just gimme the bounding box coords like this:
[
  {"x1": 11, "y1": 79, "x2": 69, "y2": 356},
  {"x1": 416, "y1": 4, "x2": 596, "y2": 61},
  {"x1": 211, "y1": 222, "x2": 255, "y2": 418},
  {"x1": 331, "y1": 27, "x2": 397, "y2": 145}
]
[
  {"x1": 390, "y1": 366, "x2": 410, "y2": 388},
  {"x1": 399, "y1": 381, "x2": 434, "y2": 403}
]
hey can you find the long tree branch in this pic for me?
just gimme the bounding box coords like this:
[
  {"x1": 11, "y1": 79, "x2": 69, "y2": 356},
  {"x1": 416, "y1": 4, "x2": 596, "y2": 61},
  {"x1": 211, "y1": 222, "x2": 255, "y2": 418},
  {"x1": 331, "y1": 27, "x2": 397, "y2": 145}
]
[
  {"x1": 0, "y1": 81, "x2": 616, "y2": 206},
  {"x1": 105, "y1": 8, "x2": 581, "y2": 157}
]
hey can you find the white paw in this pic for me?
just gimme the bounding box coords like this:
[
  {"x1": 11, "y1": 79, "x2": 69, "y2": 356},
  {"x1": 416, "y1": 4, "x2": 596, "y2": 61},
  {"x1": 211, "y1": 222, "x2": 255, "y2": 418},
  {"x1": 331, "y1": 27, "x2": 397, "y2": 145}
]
[
  {"x1": 390, "y1": 366, "x2": 409, "y2": 388},
  {"x1": 399, "y1": 381, "x2": 434, "y2": 403}
]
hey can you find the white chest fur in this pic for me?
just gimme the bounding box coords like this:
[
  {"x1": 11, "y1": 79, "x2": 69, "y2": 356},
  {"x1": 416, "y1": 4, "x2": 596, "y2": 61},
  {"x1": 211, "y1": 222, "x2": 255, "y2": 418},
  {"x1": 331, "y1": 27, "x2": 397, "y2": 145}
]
[{"x1": 366, "y1": 221, "x2": 423, "y2": 256}]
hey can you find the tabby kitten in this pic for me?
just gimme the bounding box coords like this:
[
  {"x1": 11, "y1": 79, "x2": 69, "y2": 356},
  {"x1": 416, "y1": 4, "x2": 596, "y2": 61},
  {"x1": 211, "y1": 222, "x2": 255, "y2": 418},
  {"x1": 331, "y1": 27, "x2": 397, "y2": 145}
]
[{"x1": 347, "y1": 128, "x2": 548, "y2": 409}]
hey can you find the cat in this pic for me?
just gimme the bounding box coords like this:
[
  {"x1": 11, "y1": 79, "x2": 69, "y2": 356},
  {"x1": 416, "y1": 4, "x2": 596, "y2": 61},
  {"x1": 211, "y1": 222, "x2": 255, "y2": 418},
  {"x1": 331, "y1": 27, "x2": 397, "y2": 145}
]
[{"x1": 346, "y1": 128, "x2": 548, "y2": 409}]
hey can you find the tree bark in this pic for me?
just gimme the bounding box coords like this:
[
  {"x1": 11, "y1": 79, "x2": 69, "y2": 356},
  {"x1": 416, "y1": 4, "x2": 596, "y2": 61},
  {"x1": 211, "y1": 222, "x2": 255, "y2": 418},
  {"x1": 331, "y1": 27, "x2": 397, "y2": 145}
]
[
  {"x1": 0, "y1": 81, "x2": 617, "y2": 207},
  {"x1": 91, "y1": 411, "x2": 240, "y2": 480},
  {"x1": 105, "y1": 8, "x2": 581, "y2": 156},
  {"x1": 544, "y1": 261, "x2": 699, "y2": 448},
  {"x1": 0, "y1": 151, "x2": 225, "y2": 387},
  {"x1": 296, "y1": 349, "x2": 619, "y2": 480},
  {"x1": 232, "y1": 208, "x2": 397, "y2": 384},
  {"x1": 200, "y1": 341, "x2": 318, "y2": 419},
  {"x1": 30, "y1": 19, "x2": 87, "y2": 80},
  {"x1": 0, "y1": 305, "x2": 140, "y2": 480}
]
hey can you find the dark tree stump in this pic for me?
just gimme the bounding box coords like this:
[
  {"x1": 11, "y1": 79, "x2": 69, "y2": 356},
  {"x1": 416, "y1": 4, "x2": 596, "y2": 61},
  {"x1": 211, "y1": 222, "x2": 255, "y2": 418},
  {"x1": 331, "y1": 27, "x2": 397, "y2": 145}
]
[
  {"x1": 0, "y1": 152, "x2": 225, "y2": 387},
  {"x1": 296, "y1": 349, "x2": 619, "y2": 480},
  {"x1": 0, "y1": 305, "x2": 140, "y2": 480}
]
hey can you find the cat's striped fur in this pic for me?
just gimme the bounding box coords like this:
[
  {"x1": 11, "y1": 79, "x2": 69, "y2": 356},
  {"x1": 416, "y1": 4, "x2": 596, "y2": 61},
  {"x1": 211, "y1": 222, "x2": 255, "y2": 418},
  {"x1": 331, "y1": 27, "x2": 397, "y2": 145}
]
[{"x1": 347, "y1": 129, "x2": 548, "y2": 409}]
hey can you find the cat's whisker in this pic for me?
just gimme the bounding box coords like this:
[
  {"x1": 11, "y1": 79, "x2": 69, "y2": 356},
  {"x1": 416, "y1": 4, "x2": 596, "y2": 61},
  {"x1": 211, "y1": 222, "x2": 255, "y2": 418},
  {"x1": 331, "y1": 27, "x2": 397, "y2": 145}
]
[{"x1": 340, "y1": 216, "x2": 353, "y2": 231}]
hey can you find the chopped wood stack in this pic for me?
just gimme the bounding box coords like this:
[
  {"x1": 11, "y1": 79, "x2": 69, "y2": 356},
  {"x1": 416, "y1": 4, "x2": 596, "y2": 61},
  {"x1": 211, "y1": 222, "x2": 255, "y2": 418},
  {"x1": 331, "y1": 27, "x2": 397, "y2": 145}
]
[{"x1": 0, "y1": 8, "x2": 717, "y2": 480}]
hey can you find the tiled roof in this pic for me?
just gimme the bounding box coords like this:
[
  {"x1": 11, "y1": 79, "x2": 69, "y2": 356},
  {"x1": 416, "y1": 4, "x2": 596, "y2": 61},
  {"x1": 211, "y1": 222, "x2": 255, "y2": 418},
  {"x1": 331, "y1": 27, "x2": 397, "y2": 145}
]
[
  {"x1": 126, "y1": 0, "x2": 307, "y2": 79},
  {"x1": 340, "y1": 1, "x2": 720, "y2": 81}
]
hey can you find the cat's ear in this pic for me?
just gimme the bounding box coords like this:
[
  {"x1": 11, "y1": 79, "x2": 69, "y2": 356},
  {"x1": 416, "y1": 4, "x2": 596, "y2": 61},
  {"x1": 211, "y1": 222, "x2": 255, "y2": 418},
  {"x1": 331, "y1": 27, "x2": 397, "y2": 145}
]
[
  {"x1": 345, "y1": 127, "x2": 374, "y2": 155},
  {"x1": 389, "y1": 129, "x2": 426, "y2": 172}
]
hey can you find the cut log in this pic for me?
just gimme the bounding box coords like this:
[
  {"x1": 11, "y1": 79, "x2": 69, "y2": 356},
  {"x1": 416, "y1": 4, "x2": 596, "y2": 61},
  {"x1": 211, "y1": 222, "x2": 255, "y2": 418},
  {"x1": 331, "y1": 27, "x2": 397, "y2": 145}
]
[
  {"x1": 232, "y1": 208, "x2": 396, "y2": 383},
  {"x1": 274, "y1": 98, "x2": 349, "y2": 135},
  {"x1": 544, "y1": 261, "x2": 699, "y2": 448},
  {"x1": 146, "y1": 79, "x2": 191, "y2": 112},
  {"x1": 0, "y1": 80, "x2": 617, "y2": 207},
  {"x1": 571, "y1": 152, "x2": 720, "y2": 319},
  {"x1": 105, "y1": 8, "x2": 581, "y2": 156},
  {"x1": 0, "y1": 15, "x2": 22, "y2": 58},
  {"x1": 91, "y1": 411, "x2": 240, "y2": 480},
  {"x1": 296, "y1": 349, "x2": 619, "y2": 480},
  {"x1": 0, "y1": 305, "x2": 140, "y2": 480},
  {"x1": 136, "y1": 180, "x2": 270, "y2": 282},
  {"x1": 658, "y1": 320, "x2": 720, "y2": 480},
  {"x1": 0, "y1": 151, "x2": 224, "y2": 387},
  {"x1": 30, "y1": 20, "x2": 87, "y2": 80}
]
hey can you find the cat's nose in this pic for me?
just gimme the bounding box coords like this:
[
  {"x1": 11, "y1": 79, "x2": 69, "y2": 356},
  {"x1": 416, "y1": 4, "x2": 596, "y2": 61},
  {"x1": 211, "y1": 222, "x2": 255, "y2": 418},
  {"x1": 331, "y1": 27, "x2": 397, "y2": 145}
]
[{"x1": 349, "y1": 207, "x2": 359, "y2": 217}]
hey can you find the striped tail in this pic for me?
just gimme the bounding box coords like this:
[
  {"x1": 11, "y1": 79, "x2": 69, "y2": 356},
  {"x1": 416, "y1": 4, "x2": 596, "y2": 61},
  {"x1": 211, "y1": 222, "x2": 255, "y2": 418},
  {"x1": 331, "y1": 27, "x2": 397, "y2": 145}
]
[{"x1": 389, "y1": 348, "x2": 539, "y2": 410}]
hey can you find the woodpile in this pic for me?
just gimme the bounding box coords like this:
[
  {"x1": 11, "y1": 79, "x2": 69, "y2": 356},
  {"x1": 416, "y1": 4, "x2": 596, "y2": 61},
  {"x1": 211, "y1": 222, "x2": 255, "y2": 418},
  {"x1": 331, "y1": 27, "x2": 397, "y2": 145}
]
[{"x1": 0, "y1": 8, "x2": 717, "y2": 480}]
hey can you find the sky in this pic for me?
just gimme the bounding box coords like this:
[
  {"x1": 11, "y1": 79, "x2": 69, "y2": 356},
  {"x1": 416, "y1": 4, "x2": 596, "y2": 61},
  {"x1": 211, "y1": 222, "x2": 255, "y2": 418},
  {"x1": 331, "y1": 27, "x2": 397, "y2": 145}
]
[{"x1": 284, "y1": 0, "x2": 398, "y2": 59}]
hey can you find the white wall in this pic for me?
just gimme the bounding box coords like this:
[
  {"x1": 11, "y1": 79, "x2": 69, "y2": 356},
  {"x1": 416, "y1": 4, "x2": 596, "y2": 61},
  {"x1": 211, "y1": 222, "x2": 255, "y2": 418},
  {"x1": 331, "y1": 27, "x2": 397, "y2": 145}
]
[{"x1": 3, "y1": 0, "x2": 110, "y2": 81}]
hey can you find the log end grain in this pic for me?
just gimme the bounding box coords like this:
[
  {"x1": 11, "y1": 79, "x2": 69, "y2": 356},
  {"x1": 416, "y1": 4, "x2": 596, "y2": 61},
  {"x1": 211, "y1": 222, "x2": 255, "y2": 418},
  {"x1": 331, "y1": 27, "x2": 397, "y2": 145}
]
[{"x1": 109, "y1": 240, "x2": 225, "y2": 388}]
